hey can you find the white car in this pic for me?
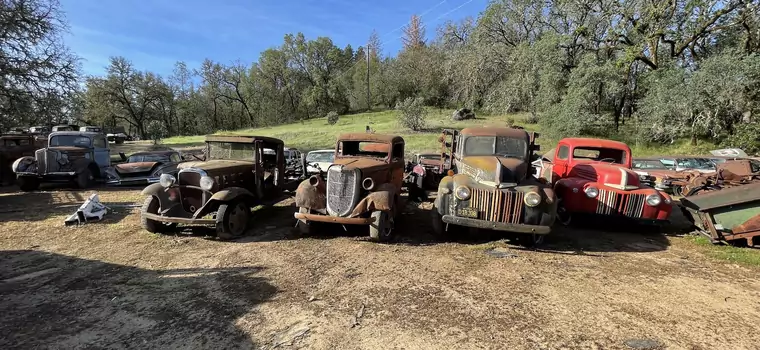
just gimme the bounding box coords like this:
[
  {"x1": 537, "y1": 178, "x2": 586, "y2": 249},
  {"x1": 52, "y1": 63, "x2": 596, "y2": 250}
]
[{"x1": 305, "y1": 149, "x2": 335, "y2": 174}]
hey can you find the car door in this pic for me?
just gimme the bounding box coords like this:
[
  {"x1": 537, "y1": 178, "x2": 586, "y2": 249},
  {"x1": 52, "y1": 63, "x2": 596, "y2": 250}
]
[{"x1": 92, "y1": 136, "x2": 110, "y2": 169}]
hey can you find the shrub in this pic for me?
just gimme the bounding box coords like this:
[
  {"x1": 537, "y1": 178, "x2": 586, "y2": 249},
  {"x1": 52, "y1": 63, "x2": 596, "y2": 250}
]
[
  {"x1": 146, "y1": 120, "x2": 166, "y2": 145},
  {"x1": 395, "y1": 97, "x2": 427, "y2": 131},
  {"x1": 326, "y1": 111, "x2": 339, "y2": 125},
  {"x1": 725, "y1": 122, "x2": 760, "y2": 155},
  {"x1": 505, "y1": 116, "x2": 516, "y2": 127},
  {"x1": 452, "y1": 108, "x2": 476, "y2": 121},
  {"x1": 525, "y1": 113, "x2": 539, "y2": 124}
]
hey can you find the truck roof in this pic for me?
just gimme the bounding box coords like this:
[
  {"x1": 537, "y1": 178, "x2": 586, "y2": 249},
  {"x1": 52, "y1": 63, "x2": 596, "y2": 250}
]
[
  {"x1": 560, "y1": 137, "x2": 630, "y2": 151},
  {"x1": 338, "y1": 133, "x2": 404, "y2": 144},
  {"x1": 49, "y1": 131, "x2": 104, "y2": 137},
  {"x1": 205, "y1": 135, "x2": 284, "y2": 145}
]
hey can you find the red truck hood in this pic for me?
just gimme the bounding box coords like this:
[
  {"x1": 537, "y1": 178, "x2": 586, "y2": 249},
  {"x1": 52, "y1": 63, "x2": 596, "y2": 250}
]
[{"x1": 569, "y1": 162, "x2": 641, "y2": 189}]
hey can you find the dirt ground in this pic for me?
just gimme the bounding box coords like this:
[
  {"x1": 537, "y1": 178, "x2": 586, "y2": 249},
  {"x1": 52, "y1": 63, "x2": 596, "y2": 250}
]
[{"x1": 1, "y1": 182, "x2": 759, "y2": 350}]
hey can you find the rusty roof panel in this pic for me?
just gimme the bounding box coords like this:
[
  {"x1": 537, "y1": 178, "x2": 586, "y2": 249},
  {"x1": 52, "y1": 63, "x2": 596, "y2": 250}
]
[
  {"x1": 460, "y1": 127, "x2": 529, "y2": 139},
  {"x1": 338, "y1": 133, "x2": 404, "y2": 144},
  {"x1": 680, "y1": 182, "x2": 760, "y2": 211},
  {"x1": 205, "y1": 135, "x2": 284, "y2": 145}
]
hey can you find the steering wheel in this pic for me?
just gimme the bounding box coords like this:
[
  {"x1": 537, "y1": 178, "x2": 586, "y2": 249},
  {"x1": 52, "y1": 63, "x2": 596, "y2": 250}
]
[{"x1": 598, "y1": 158, "x2": 617, "y2": 163}]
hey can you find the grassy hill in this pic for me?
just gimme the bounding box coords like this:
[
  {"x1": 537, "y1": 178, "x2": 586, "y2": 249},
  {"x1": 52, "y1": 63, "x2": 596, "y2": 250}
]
[{"x1": 161, "y1": 109, "x2": 718, "y2": 157}]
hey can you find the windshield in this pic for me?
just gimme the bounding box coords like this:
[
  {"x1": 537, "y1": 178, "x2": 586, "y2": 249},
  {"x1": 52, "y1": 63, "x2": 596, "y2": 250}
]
[
  {"x1": 633, "y1": 160, "x2": 671, "y2": 170},
  {"x1": 338, "y1": 141, "x2": 389, "y2": 159},
  {"x1": 463, "y1": 136, "x2": 526, "y2": 159},
  {"x1": 572, "y1": 147, "x2": 627, "y2": 164},
  {"x1": 50, "y1": 135, "x2": 91, "y2": 147},
  {"x1": 128, "y1": 154, "x2": 170, "y2": 163},
  {"x1": 208, "y1": 141, "x2": 255, "y2": 161},
  {"x1": 306, "y1": 151, "x2": 334, "y2": 162},
  {"x1": 676, "y1": 158, "x2": 715, "y2": 170}
]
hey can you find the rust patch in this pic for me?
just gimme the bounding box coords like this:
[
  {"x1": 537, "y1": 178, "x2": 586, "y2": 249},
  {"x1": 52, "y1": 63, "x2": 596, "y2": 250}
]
[
  {"x1": 732, "y1": 214, "x2": 760, "y2": 235},
  {"x1": 349, "y1": 183, "x2": 396, "y2": 217},
  {"x1": 294, "y1": 177, "x2": 327, "y2": 210},
  {"x1": 338, "y1": 133, "x2": 404, "y2": 144}
]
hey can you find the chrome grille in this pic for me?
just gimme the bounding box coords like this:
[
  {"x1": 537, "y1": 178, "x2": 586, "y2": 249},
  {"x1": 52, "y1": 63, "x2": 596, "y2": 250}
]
[
  {"x1": 35, "y1": 149, "x2": 47, "y2": 174},
  {"x1": 178, "y1": 171, "x2": 201, "y2": 186},
  {"x1": 596, "y1": 190, "x2": 646, "y2": 218},
  {"x1": 326, "y1": 166, "x2": 360, "y2": 217},
  {"x1": 469, "y1": 188, "x2": 524, "y2": 224}
]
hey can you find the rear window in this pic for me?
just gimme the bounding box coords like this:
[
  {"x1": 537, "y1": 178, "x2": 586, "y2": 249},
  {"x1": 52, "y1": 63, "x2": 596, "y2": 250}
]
[
  {"x1": 573, "y1": 147, "x2": 627, "y2": 164},
  {"x1": 50, "y1": 135, "x2": 91, "y2": 147},
  {"x1": 338, "y1": 141, "x2": 389, "y2": 159}
]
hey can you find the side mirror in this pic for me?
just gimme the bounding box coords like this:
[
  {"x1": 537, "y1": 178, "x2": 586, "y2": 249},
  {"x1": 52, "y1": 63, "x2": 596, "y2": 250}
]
[
  {"x1": 119, "y1": 152, "x2": 127, "y2": 161},
  {"x1": 531, "y1": 144, "x2": 541, "y2": 152}
]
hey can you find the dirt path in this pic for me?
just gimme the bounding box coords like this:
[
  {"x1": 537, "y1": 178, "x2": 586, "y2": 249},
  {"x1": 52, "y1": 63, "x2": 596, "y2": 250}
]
[{"x1": 1, "y1": 187, "x2": 759, "y2": 350}]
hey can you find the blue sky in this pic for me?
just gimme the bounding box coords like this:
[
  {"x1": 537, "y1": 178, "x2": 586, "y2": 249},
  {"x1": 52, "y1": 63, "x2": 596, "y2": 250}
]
[{"x1": 60, "y1": 0, "x2": 487, "y2": 77}]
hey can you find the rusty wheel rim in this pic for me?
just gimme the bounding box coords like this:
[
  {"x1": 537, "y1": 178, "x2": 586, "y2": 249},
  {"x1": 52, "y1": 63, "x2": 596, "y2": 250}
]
[{"x1": 228, "y1": 203, "x2": 249, "y2": 236}]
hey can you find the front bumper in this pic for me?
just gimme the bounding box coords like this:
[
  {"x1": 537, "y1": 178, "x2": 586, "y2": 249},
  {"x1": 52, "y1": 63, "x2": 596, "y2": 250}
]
[
  {"x1": 142, "y1": 212, "x2": 215, "y2": 225},
  {"x1": 107, "y1": 176, "x2": 160, "y2": 186},
  {"x1": 442, "y1": 215, "x2": 551, "y2": 234},
  {"x1": 294, "y1": 212, "x2": 376, "y2": 225}
]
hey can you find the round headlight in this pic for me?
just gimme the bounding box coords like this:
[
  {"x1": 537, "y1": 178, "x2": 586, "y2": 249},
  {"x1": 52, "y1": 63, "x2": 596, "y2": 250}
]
[
  {"x1": 584, "y1": 186, "x2": 599, "y2": 198},
  {"x1": 159, "y1": 174, "x2": 175, "y2": 188},
  {"x1": 646, "y1": 193, "x2": 662, "y2": 206},
  {"x1": 199, "y1": 176, "x2": 215, "y2": 191},
  {"x1": 524, "y1": 192, "x2": 542, "y2": 207},
  {"x1": 362, "y1": 177, "x2": 375, "y2": 191},
  {"x1": 454, "y1": 186, "x2": 471, "y2": 200}
]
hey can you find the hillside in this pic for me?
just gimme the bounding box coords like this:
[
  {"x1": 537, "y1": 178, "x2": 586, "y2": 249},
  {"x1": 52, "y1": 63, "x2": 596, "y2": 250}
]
[{"x1": 161, "y1": 109, "x2": 719, "y2": 157}]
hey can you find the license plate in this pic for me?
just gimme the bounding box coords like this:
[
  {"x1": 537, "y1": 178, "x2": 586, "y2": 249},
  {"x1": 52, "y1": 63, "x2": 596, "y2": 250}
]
[{"x1": 457, "y1": 207, "x2": 478, "y2": 218}]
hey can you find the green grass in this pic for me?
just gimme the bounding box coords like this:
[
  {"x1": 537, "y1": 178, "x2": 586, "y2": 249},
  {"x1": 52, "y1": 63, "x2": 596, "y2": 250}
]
[
  {"x1": 688, "y1": 235, "x2": 760, "y2": 267},
  {"x1": 161, "y1": 108, "x2": 718, "y2": 157}
]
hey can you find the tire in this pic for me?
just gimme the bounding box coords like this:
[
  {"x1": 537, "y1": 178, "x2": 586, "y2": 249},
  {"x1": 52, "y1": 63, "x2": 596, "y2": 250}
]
[
  {"x1": 296, "y1": 207, "x2": 314, "y2": 235},
  {"x1": 431, "y1": 208, "x2": 450, "y2": 241},
  {"x1": 76, "y1": 168, "x2": 95, "y2": 189},
  {"x1": 140, "y1": 196, "x2": 177, "y2": 233},
  {"x1": 17, "y1": 176, "x2": 40, "y2": 192},
  {"x1": 116, "y1": 138, "x2": 125, "y2": 144},
  {"x1": 369, "y1": 210, "x2": 393, "y2": 242},
  {"x1": 216, "y1": 200, "x2": 251, "y2": 240},
  {"x1": 556, "y1": 198, "x2": 572, "y2": 226},
  {"x1": 515, "y1": 233, "x2": 546, "y2": 247}
]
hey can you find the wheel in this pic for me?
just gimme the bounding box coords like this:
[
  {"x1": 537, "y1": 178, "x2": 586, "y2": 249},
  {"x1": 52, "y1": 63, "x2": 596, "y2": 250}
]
[
  {"x1": 140, "y1": 196, "x2": 177, "y2": 233},
  {"x1": 556, "y1": 198, "x2": 572, "y2": 226},
  {"x1": 369, "y1": 210, "x2": 393, "y2": 242},
  {"x1": 76, "y1": 168, "x2": 94, "y2": 188},
  {"x1": 296, "y1": 207, "x2": 314, "y2": 235},
  {"x1": 515, "y1": 233, "x2": 545, "y2": 247},
  {"x1": 216, "y1": 200, "x2": 251, "y2": 240},
  {"x1": 17, "y1": 176, "x2": 40, "y2": 192}
]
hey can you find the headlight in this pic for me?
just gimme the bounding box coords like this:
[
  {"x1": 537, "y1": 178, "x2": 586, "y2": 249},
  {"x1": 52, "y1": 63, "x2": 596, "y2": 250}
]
[
  {"x1": 159, "y1": 174, "x2": 175, "y2": 188},
  {"x1": 199, "y1": 175, "x2": 214, "y2": 191},
  {"x1": 646, "y1": 193, "x2": 662, "y2": 206},
  {"x1": 584, "y1": 186, "x2": 599, "y2": 198},
  {"x1": 524, "y1": 192, "x2": 541, "y2": 207},
  {"x1": 454, "y1": 186, "x2": 471, "y2": 200}
]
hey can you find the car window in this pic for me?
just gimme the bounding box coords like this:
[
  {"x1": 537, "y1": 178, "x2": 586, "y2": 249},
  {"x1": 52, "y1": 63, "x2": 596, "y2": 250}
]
[
  {"x1": 306, "y1": 151, "x2": 334, "y2": 162},
  {"x1": 463, "y1": 136, "x2": 526, "y2": 159},
  {"x1": 557, "y1": 146, "x2": 569, "y2": 160},
  {"x1": 676, "y1": 158, "x2": 714, "y2": 170},
  {"x1": 170, "y1": 153, "x2": 181, "y2": 162},
  {"x1": 50, "y1": 135, "x2": 91, "y2": 147},
  {"x1": 572, "y1": 147, "x2": 626, "y2": 164},
  {"x1": 93, "y1": 137, "x2": 107, "y2": 148},
  {"x1": 750, "y1": 160, "x2": 760, "y2": 173},
  {"x1": 392, "y1": 143, "x2": 404, "y2": 160}
]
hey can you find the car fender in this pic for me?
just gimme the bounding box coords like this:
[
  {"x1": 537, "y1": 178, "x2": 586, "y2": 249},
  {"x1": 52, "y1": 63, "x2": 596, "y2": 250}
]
[
  {"x1": 12, "y1": 156, "x2": 37, "y2": 174},
  {"x1": 209, "y1": 187, "x2": 257, "y2": 205},
  {"x1": 141, "y1": 183, "x2": 166, "y2": 196},
  {"x1": 294, "y1": 176, "x2": 326, "y2": 210},
  {"x1": 349, "y1": 183, "x2": 397, "y2": 217}
]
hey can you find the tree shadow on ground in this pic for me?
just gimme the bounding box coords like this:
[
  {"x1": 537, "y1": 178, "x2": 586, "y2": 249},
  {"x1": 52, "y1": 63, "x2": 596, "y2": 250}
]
[
  {"x1": 0, "y1": 250, "x2": 276, "y2": 349},
  {"x1": 394, "y1": 194, "x2": 673, "y2": 254}
]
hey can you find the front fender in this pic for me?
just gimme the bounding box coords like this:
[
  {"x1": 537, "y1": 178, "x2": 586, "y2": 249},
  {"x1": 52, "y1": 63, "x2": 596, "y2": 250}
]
[
  {"x1": 12, "y1": 156, "x2": 37, "y2": 174},
  {"x1": 349, "y1": 183, "x2": 397, "y2": 217},
  {"x1": 294, "y1": 176, "x2": 326, "y2": 210},
  {"x1": 141, "y1": 183, "x2": 166, "y2": 196},
  {"x1": 210, "y1": 187, "x2": 256, "y2": 204}
]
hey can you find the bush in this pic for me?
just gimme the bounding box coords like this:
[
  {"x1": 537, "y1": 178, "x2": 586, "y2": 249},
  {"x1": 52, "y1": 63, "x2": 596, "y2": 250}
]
[
  {"x1": 725, "y1": 122, "x2": 760, "y2": 155},
  {"x1": 505, "y1": 116, "x2": 516, "y2": 127},
  {"x1": 525, "y1": 113, "x2": 539, "y2": 124},
  {"x1": 395, "y1": 97, "x2": 427, "y2": 131},
  {"x1": 146, "y1": 120, "x2": 166, "y2": 145},
  {"x1": 452, "y1": 108, "x2": 476, "y2": 121},
  {"x1": 326, "y1": 111, "x2": 339, "y2": 125}
]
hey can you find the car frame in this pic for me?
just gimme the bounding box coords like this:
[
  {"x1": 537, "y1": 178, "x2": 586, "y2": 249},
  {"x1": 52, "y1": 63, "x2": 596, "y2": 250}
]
[{"x1": 106, "y1": 150, "x2": 185, "y2": 186}]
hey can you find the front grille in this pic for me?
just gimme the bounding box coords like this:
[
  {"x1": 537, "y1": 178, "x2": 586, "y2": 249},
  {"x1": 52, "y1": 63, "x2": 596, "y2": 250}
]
[
  {"x1": 469, "y1": 188, "x2": 524, "y2": 224},
  {"x1": 178, "y1": 170, "x2": 203, "y2": 213},
  {"x1": 178, "y1": 171, "x2": 201, "y2": 186},
  {"x1": 596, "y1": 190, "x2": 645, "y2": 217},
  {"x1": 35, "y1": 149, "x2": 47, "y2": 174},
  {"x1": 326, "y1": 166, "x2": 360, "y2": 217}
]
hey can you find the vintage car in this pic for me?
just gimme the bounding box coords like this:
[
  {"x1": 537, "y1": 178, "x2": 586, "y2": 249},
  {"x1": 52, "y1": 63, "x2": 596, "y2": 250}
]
[
  {"x1": 106, "y1": 150, "x2": 184, "y2": 186},
  {"x1": 632, "y1": 157, "x2": 687, "y2": 194},
  {"x1": 52, "y1": 124, "x2": 78, "y2": 132},
  {"x1": 140, "y1": 135, "x2": 304, "y2": 239},
  {"x1": 106, "y1": 126, "x2": 128, "y2": 144},
  {"x1": 537, "y1": 138, "x2": 673, "y2": 225},
  {"x1": 293, "y1": 133, "x2": 405, "y2": 242},
  {"x1": 12, "y1": 131, "x2": 111, "y2": 191},
  {"x1": 0, "y1": 134, "x2": 47, "y2": 185},
  {"x1": 431, "y1": 127, "x2": 556, "y2": 243},
  {"x1": 304, "y1": 149, "x2": 335, "y2": 175},
  {"x1": 657, "y1": 156, "x2": 716, "y2": 173},
  {"x1": 80, "y1": 126, "x2": 102, "y2": 133}
]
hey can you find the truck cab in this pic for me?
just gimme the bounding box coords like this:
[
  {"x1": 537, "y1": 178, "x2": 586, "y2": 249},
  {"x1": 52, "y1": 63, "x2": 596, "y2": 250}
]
[{"x1": 540, "y1": 138, "x2": 672, "y2": 225}]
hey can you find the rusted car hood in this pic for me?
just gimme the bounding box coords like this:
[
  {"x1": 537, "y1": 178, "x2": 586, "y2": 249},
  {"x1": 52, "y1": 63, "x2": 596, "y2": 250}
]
[
  {"x1": 115, "y1": 161, "x2": 158, "y2": 174},
  {"x1": 332, "y1": 157, "x2": 387, "y2": 172},
  {"x1": 681, "y1": 182, "x2": 760, "y2": 211},
  {"x1": 458, "y1": 156, "x2": 528, "y2": 183},
  {"x1": 569, "y1": 162, "x2": 641, "y2": 188},
  {"x1": 178, "y1": 159, "x2": 254, "y2": 176}
]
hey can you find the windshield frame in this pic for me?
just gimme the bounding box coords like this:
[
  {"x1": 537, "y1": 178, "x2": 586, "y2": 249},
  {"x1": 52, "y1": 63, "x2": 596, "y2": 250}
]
[{"x1": 461, "y1": 135, "x2": 528, "y2": 159}]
